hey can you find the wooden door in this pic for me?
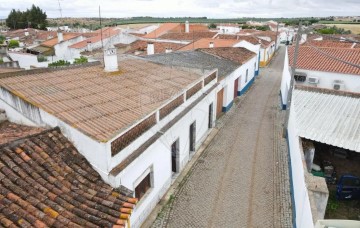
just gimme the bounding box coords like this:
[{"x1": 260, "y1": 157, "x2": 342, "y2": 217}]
[
  {"x1": 234, "y1": 78, "x2": 239, "y2": 99},
  {"x1": 216, "y1": 88, "x2": 224, "y2": 118}
]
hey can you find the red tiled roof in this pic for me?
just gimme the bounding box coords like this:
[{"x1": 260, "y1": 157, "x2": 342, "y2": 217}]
[
  {"x1": 70, "y1": 29, "x2": 120, "y2": 49},
  {"x1": 0, "y1": 127, "x2": 137, "y2": 227},
  {"x1": 125, "y1": 40, "x2": 185, "y2": 55},
  {"x1": 178, "y1": 38, "x2": 240, "y2": 51},
  {"x1": 0, "y1": 59, "x2": 201, "y2": 142},
  {"x1": 169, "y1": 24, "x2": 209, "y2": 33},
  {"x1": 158, "y1": 31, "x2": 217, "y2": 41},
  {"x1": 142, "y1": 23, "x2": 181, "y2": 39},
  {"x1": 0, "y1": 121, "x2": 45, "y2": 145},
  {"x1": 199, "y1": 47, "x2": 256, "y2": 65},
  {"x1": 303, "y1": 40, "x2": 356, "y2": 48},
  {"x1": 41, "y1": 34, "x2": 80, "y2": 47},
  {"x1": 288, "y1": 46, "x2": 360, "y2": 75}
]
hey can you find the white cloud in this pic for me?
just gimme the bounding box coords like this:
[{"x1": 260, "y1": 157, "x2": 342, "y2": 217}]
[{"x1": 0, "y1": 0, "x2": 359, "y2": 18}]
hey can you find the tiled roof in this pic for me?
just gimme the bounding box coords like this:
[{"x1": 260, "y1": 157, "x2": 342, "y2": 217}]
[
  {"x1": 0, "y1": 121, "x2": 45, "y2": 145},
  {"x1": 293, "y1": 86, "x2": 360, "y2": 152},
  {"x1": 0, "y1": 127, "x2": 137, "y2": 227},
  {"x1": 0, "y1": 68, "x2": 24, "y2": 74},
  {"x1": 199, "y1": 47, "x2": 256, "y2": 65},
  {"x1": 168, "y1": 24, "x2": 209, "y2": 33},
  {"x1": 216, "y1": 34, "x2": 262, "y2": 45},
  {"x1": 69, "y1": 29, "x2": 120, "y2": 49},
  {"x1": 125, "y1": 40, "x2": 185, "y2": 55},
  {"x1": 303, "y1": 40, "x2": 357, "y2": 49},
  {"x1": 288, "y1": 46, "x2": 360, "y2": 75},
  {"x1": 41, "y1": 34, "x2": 80, "y2": 47},
  {"x1": 143, "y1": 50, "x2": 239, "y2": 79},
  {"x1": 178, "y1": 38, "x2": 240, "y2": 51},
  {"x1": 158, "y1": 31, "x2": 217, "y2": 41},
  {"x1": 0, "y1": 59, "x2": 201, "y2": 142},
  {"x1": 142, "y1": 23, "x2": 181, "y2": 39}
]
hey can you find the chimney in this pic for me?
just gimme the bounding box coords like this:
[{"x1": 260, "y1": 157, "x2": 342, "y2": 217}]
[
  {"x1": 104, "y1": 45, "x2": 119, "y2": 72},
  {"x1": 209, "y1": 42, "x2": 214, "y2": 48},
  {"x1": 185, "y1": 21, "x2": 190, "y2": 33},
  {"x1": 87, "y1": 41, "x2": 92, "y2": 52},
  {"x1": 147, "y1": 42, "x2": 154, "y2": 55},
  {"x1": 165, "y1": 47, "x2": 173, "y2": 53},
  {"x1": 24, "y1": 31, "x2": 29, "y2": 36},
  {"x1": 57, "y1": 29, "x2": 63, "y2": 43}
]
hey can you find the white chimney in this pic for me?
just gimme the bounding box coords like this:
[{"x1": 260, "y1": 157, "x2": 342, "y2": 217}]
[
  {"x1": 104, "y1": 45, "x2": 119, "y2": 72},
  {"x1": 57, "y1": 29, "x2": 63, "y2": 43},
  {"x1": 185, "y1": 21, "x2": 190, "y2": 33},
  {"x1": 147, "y1": 42, "x2": 154, "y2": 55},
  {"x1": 209, "y1": 42, "x2": 214, "y2": 48},
  {"x1": 165, "y1": 47, "x2": 173, "y2": 53},
  {"x1": 24, "y1": 31, "x2": 29, "y2": 36},
  {"x1": 87, "y1": 41, "x2": 92, "y2": 52}
]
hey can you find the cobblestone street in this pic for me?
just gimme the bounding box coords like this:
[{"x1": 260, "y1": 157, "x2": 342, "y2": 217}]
[{"x1": 151, "y1": 47, "x2": 293, "y2": 228}]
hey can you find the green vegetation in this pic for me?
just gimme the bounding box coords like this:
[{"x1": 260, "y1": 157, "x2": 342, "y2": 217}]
[
  {"x1": 6, "y1": 4, "x2": 47, "y2": 29},
  {"x1": 73, "y1": 56, "x2": 88, "y2": 64},
  {"x1": 242, "y1": 24, "x2": 270, "y2": 31},
  {"x1": 48, "y1": 60, "x2": 70, "y2": 67},
  {"x1": 0, "y1": 35, "x2": 5, "y2": 44},
  {"x1": 0, "y1": 58, "x2": 3, "y2": 64},
  {"x1": 317, "y1": 25, "x2": 351, "y2": 34},
  {"x1": 208, "y1": 23, "x2": 217, "y2": 29},
  {"x1": 37, "y1": 55, "x2": 47, "y2": 62},
  {"x1": 8, "y1": 40, "x2": 20, "y2": 49}
]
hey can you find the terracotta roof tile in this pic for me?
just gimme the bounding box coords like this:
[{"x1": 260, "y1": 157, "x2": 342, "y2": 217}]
[
  {"x1": 0, "y1": 59, "x2": 201, "y2": 142},
  {"x1": 0, "y1": 128, "x2": 137, "y2": 227},
  {"x1": 158, "y1": 31, "x2": 217, "y2": 41},
  {"x1": 199, "y1": 47, "x2": 256, "y2": 65},
  {"x1": 70, "y1": 28, "x2": 120, "y2": 49},
  {"x1": 288, "y1": 46, "x2": 360, "y2": 75},
  {"x1": 142, "y1": 23, "x2": 181, "y2": 39},
  {"x1": 41, "y1": 34, "x2": 81, "y2": 48},
  {"x1": 178, "y1": 38, "x2": 240, "y2": 51},
  {"x1": 125, "y1": 40, "x2": 185, "y2": 55},
  {"x1": 303, "y1": 40, "x2": 356, "y2": 48},
  {"x1": 0, "y1": 121, "x2": 45, "y2": 145}
]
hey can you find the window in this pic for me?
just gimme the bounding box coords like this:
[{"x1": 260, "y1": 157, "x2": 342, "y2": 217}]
[
  {"x1": 245, "y1": 69, "x2": 248, "y2": 83},
  {"x1": 208, "y1": 103, "x2": 213, "y2": 129},
  {"x1": 294, "y1": 72, "x2": 307, "y2": 82},
  {"x1": 135, "y1": 173, "x2": 151, "y2": 201}
]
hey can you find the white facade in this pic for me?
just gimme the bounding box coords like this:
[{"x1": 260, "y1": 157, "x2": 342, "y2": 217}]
[
  {"x1": 280, "y1": 47, "x2": 360, "y2": 108},
  {"x1": 53, "y1": 35, "x2": 84, "y2": 60},
  {"x1": 8, "y1": 52, "x2": 48, "y2": 69},
  {"x1": 234, "y1": 40, "x2": 261, "y2": 73},
  {"x1": 217, "y1": 25, "x2": 241, "y2": 34}
]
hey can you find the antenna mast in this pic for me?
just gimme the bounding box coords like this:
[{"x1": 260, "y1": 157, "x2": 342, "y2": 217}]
[{"x1": 57, "y1": 0, "x2": 63, "y2": 18}]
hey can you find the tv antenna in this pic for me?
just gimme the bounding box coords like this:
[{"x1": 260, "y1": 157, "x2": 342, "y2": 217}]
[{"x1": 57, "y1": 0, "x2": 63, "y2": 18}]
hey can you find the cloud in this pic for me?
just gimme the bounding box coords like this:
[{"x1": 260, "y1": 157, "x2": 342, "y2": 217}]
[{"x1": 1, "y1": 0, "x2": 359, "y2": 18}]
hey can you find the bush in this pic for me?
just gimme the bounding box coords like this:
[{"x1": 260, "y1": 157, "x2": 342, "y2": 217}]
[
  {"x1": 48, "y1": 60, "x2": 70, "y2": 67},
  {"x1": 8, "y1": 40, "x2": 19, "y2": 49},
  {"x1": 73, "y1": 56, "x2": 88, "y2": 64},
  {"x1": 208, "y1": 23, "x2": 217, "y2": 29},
  {"x1": 0, "y1": 35, "x2": 5, "y2": 44},
  {"x1": 37, "y1": 55, "x2": 47, "y2": 62},
  {"x1": 0, "y1": 58, "x2": 3, "y2": 64}
]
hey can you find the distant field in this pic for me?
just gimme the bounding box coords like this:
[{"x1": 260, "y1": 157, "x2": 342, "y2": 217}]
[
  {"x1": 117, "y1": 23, "x2": 153, "y2": 29},
  {"x1": 327, "y1": 24, "x2": 360, "y2": 34}
]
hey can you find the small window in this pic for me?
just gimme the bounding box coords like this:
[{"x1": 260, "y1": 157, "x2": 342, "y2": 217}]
[
  {"x1": 294, "y1": 72, "x2": 307, "y2": 82},
  {"x1": 135, "y1": 173, "x2": 151, "y2": 200},
  {"x1": 245, "y1": 69, "x2": 248, "y2": 83}
]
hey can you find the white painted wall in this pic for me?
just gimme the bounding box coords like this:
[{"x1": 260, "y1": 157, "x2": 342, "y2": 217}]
[
  {"x1": 281, "y1": 47, "x2": 360, "y2": 107},
  {"x1": 8, "y1": 52, "x2": 48, "y2": 69},
  {"x1": 217, "y1": 26, "x2": 241, "y2": 34},
  {"x1": 234, "y1": 41, "x2": 260, "y2": 72},
  {"x1": 54, "y1": 36, "x2": 84, "y2": 60},
  {"x1": 288, "y1": 102, "x2": 314, "y2": 228}
]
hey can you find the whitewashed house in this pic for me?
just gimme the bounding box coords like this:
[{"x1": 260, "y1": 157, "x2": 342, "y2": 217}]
[
  {"x1": 217, "y1": 24, "x2": 241, "y2": 34},
  {"x1": 0, "y1": 48, "x2": 219, "y2": 227},
  {"x1": 280, "y1": 45, "x2": 360, "y2": 109}
]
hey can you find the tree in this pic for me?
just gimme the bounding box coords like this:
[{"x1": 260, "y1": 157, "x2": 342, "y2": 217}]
[
  {"x1": 8, "y1": 40, "x2": 19, "y2": 48},
  {"x1": 208, "y1": 23, "x2": 217, "y2": 29},
  {"x1": 0, "y1": 35, "x2": 5, "y2": 44},
  {"x1": 73, "y1": 56, "x2": 88, "y2": 64},
  {"x1": 6, "y1": 4, "x2": 47, "y2": 30}
]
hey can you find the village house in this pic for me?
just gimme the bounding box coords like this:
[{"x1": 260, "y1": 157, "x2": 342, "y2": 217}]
[
  {"x1": 280, "y1": 45, "x2": 360, "y2": 109},
  {"x1": 217, "y1": 24, "x2": 241, "y2": 34},
  {"x1": 144, "y1": 47, "x2": 258, "y2": 115},
  {"x1": 123, "y1": 40, "x2": 186, "y2": 55},
  {"x1": 0, "y1": 46, "x2": 221, "y2": 227}
]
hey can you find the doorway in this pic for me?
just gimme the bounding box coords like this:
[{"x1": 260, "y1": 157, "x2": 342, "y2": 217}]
[
  {"x1": 234, "y1": 78, "x2": 239, "y2": 99},
  {"x1": 208, "y1": 103, "x2": 213, "y2": 129},
  {"x1": 171, "y1": 139, "x2": 179, "y2": 173},
  {"x1": 216, "y1": 88, "x2": 224, "y2": 118}
]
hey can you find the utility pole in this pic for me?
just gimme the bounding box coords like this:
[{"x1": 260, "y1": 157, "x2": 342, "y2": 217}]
[{"x1": 283, "y1": 20, "x2": 302, "y2": 138}]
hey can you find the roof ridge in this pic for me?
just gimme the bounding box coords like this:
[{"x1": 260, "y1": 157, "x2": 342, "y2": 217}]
[
  {"x1": 0, "y1": 126, "x2": 60, "y2": 148},
  {"x1": 0, "y1": 61, "x2": 101, "y2": 79},
  {"x1": 295, "y1": 85, "x2": 360, "y2": 98}
]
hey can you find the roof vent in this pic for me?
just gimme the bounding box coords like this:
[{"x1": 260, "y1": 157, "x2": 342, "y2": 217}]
[
  {"x1": 209, "y1": 42, "x2": 214, "y2": 48},
  {"x1": 308, "y1": 77, "x2": 319, "y2": 84},
  {"x1": 147, "y1": 42, "x2": 154, "y2": 55},
  {"x1": 104, "y1": 45, "x2": 118, "y2": 72},
  {"x1": 333, "y1": 80, "x2": 345, "y2": 91}
]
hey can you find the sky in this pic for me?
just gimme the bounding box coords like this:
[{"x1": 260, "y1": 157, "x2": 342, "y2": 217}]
[{"x1": 1, "y1": 0, "x2": 360, "y2": 19}]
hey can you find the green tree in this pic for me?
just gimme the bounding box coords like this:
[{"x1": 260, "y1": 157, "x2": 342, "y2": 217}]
[
  {"x1": 73, "y1": 56, "x2": 88, "y2": 64},
  {"x1": 208, "y1": 23, "x2": 217, "y2": 29},
  {"x1": 48, "y1": 60, "x2": 70, "y2": 67},
  {"x1": 6, "y1": 5, "x2": 47, "y2": 30},
  {"x1": 0, "y1": 35, "x2": 5, "y2": 44},
  {"x1": 8, "y1": 40, "x2": 20, "y2": 48}
]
